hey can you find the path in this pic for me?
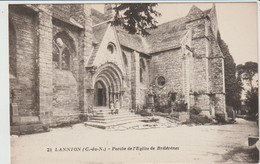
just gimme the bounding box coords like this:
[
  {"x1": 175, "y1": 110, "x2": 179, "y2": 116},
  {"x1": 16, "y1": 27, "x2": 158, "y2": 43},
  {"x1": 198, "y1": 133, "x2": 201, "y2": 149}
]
[{"x1": 11, "y1": 118, "x2": 259, "y2": 163}]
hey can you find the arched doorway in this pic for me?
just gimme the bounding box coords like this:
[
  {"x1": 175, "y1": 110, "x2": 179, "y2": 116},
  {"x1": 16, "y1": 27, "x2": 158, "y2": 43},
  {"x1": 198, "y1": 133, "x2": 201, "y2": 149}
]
[
  {"x1": 93, "y1": 63, "x2": 124, "y2": 109},
  {"x1": 94, "y1": 81, "x2": 106, "y2": 106}
]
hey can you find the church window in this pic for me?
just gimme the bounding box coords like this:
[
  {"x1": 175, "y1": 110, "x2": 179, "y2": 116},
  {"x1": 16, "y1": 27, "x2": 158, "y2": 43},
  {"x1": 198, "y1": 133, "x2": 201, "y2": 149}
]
[
  {"x1": 123, "y1": 52, "x2": 128, "y2": 66},
  {"x1": 107, "y1": 43, "x2": 115, "y2": 54},
  {"x1": 53, "y1": 32, "x2": 75, "y2": 70},
  {"x1": 140, "y1": 58, "x2": 146, "y2": 83},
  {"x1": 157, "y1": 76, "x2": 166, "y2": 86},
  {"x1": 62, "y1": 48, "x2": 70, "y2": 70}
]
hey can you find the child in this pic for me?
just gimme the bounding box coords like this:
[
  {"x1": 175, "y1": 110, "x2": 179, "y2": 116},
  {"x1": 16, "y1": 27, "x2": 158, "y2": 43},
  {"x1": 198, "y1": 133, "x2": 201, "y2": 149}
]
[
  {"x1": 115, "y1": 99, "x2": 120, "y2": 114},
  {"x1": 110, "y1": 101, "x2": 114, "y2": 115}
]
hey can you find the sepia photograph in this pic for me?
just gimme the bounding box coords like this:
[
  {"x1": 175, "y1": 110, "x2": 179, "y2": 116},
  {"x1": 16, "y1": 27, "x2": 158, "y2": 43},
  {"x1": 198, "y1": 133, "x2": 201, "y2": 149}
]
[{"x1": 6, "y1": 1, "x2": 259, "y2": 163}]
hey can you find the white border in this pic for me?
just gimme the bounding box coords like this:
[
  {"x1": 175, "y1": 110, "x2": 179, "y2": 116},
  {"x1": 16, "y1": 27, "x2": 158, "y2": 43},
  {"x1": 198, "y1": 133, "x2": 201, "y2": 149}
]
[{"x1": 1, "y1": 1, "x2": 259, "y2": 164}]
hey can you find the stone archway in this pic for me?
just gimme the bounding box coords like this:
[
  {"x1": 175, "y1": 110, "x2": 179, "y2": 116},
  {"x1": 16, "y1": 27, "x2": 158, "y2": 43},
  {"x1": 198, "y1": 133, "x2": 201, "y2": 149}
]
[
  {"x1": 93, "y1": 63, "x2": 124, "y2": 109},
  {"x1": 94, "y1": 81, "x2": 107, "y2": 106}
]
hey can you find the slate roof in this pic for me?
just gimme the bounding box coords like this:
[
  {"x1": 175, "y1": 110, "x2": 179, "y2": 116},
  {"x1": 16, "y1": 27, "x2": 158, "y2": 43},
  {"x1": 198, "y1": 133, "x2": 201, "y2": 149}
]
[
  {"x1": 88, "y1": 6, "x2": 212, "y2": 64},
  {"x1": 115, "y1": 26, "x2": 147, "y2": 53},
  {"x1": 144, "y1": 17, "x2": 188, "y2": 54},
  {"x1": 88, "y1": 22, "x2": 109, "y2": 66}
]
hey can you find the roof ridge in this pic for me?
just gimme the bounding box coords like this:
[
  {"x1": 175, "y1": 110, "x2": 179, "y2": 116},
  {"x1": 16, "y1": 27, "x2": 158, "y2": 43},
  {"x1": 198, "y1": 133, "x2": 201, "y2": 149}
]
[{"x1": 155, "y1": 7, "x2": 212, "y2": 28}]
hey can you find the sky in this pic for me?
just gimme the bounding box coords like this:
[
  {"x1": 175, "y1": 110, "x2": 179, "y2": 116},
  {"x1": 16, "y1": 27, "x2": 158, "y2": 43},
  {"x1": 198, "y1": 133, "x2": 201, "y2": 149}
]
[{"x1": 92, "y1": 2, "x2": 258, "y2": 65}]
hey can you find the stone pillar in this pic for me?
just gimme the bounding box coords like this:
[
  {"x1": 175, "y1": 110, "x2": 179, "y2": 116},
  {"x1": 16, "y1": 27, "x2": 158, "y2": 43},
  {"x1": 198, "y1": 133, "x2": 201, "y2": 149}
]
[
  {"x1": 37, "y1": 5, "x2": 53, "y2": 125},
  {"x1": 131, "y1": 51, "x2": 140, "y2": 110},
  {"x1": 82, "y1": 4, "x2": 93, "y2": 112}
]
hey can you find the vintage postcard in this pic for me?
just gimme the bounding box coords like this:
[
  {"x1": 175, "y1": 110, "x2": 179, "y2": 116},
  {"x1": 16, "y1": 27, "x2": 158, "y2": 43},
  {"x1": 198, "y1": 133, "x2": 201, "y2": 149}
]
[{"x1": 5, "y1": 1, "x2": 259, "y2": 163}]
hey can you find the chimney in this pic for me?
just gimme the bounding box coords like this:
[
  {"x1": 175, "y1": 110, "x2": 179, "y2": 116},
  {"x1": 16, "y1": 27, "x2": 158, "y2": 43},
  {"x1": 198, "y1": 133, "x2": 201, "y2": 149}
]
[{"x1": 104, "y1": 3, "x2": 113, "y2": 20}]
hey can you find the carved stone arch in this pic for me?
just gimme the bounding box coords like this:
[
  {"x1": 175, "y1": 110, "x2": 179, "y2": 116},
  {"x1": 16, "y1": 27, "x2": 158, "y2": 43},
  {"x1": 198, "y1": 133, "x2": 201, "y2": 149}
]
[
  {"x1": 94, "y1": 79, "x2": 107, "y2": 106},
  {"x1": 93, "y1": 63, "x2": 124, "y2": 106},
  {"x1": 97, "y1": 75, "x2": 113, "y2": 92},
  {"x1": 97, "y1": 68, "x2": 121, "y2": 92},
  {"x1": 93, "y1": 62, "x2": 124, "y2": 87},
  {"x1": 98, "y1": 71, "x2": 117, "y2": 92}
]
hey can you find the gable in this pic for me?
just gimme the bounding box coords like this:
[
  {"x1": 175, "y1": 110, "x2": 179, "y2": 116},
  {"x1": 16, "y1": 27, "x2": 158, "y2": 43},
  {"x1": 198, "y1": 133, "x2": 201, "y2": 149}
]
[
  {"x1": 186, "y1": 5, "x2": 205, "y2": 21},
  {"x1": 89, "y1": 24, "x2": 126, "y2": 75}
]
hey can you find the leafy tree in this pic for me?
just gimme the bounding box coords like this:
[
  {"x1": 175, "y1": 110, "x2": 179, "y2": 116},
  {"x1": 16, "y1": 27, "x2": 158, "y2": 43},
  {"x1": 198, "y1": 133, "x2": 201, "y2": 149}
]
[
  {"x1": 237, "y1": 62, "x2": 258, "y2": 91},
  {"x1": 217, "y1": 32, "x2": 242, "y2": 111},
  {"x1": 245, "y1": 87, "x2": 258, "y2": 115},
  {"x1": 237, "y1": 62, "x2": 258, "y2": 115},
  {"x1": 111, "y1": 3, "x2": 161, "y2": 36}
]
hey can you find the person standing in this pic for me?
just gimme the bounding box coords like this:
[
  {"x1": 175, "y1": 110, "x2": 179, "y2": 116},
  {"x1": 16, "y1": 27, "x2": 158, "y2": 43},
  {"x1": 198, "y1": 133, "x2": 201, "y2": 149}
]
[{"x1": 115, "y1": 99, "x2": 120, "y2": 114}]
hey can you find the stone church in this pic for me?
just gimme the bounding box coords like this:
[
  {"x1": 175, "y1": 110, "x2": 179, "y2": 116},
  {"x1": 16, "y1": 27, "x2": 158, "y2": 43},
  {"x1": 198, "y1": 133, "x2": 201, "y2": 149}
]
[{"x1": 9, "y1": 4, "x2": 226, "y2": 133}]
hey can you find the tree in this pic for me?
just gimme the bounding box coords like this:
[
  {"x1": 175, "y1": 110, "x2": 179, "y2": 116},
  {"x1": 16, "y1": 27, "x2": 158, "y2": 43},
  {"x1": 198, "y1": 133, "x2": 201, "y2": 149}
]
[
  {"x1": 245, "y1": 87, "x2": 258, "y2": 115},
  {"x1": 217, "y1": 32, "x2": 242, "y2": 111},
  {"x1": 111, "y1": 3, "x2": 161, "y2": 36},
  {"x1": 237, "y1": 62, "x2": 258, "y2": 115},
  {"x1": 237, "y1": 62, "x2": 258, "y2": 91}
]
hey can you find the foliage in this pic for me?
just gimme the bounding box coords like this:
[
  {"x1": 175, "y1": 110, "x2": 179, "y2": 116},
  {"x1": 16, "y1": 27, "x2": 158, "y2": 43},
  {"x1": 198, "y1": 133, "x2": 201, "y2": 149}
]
[
  {"x1": 190, "y1": 106, "x2": 202, "y2": 115},
  {"x1": 237, "y1": 62, "x2": 258, "y2": 114},
  {"x1": 153, "y1": 90, "x2": 187, "y2": 113},
  {"x1": 237, "y1": 62, "x2": 258, "y2": 90},
  {"x1": 217, "y1": 32, "x2": 243, "y2": 111},
  {"x1": 172, "y1": 98, "x2": 188, "y2": 112},
  {"x1": 184, "y1": 113, "x2": 212, "y2": 125},
  {"x1": 112, "y1": 3, "x2": 161, "y2": 36},
  {"x1": 135, "y1": 109, "x2": 153, "y2": 117},
  {"x1": 245, "y1": 87, "x2": 258, "y2": 115}
]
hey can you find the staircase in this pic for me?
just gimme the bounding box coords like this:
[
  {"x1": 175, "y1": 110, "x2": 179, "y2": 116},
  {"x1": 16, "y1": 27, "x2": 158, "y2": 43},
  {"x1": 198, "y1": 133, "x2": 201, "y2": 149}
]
[{"x1": 85, "y1": 107, "x2": 144, "y2": 129}]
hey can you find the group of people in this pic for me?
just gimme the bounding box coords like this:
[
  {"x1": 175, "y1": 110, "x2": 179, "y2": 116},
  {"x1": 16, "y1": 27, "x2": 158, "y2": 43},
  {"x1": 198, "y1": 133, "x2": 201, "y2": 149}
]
[{"x1": 110, "y1": 99, "x2": 120, "y2": 115}]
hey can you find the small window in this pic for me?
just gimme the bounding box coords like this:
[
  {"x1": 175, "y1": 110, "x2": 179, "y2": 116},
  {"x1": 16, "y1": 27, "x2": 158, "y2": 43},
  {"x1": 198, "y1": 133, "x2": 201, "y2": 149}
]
[
  {"x1": 157, "y1": 76, "x2": 166, "y2": 86},
  {"x1": 107, "y1": 43, "x2": 115, "y2": 54},
  {"x1": 123, "y1": 52, "x2": 128, "y2": 66}
]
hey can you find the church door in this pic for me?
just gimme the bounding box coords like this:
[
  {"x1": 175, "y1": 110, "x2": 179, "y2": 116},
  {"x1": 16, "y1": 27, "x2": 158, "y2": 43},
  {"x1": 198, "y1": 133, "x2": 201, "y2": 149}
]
[{"x1": 94, "y1": 81, "x2": 106, "y2": 106}]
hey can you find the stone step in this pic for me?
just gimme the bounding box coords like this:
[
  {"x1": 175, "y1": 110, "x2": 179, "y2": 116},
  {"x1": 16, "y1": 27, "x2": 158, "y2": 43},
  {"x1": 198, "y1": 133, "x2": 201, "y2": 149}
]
[
  {"x1": 85, "y1": 117, "x2": 143, "y2": 129},
  {"x1": 91, "y1": 114, "x2": 137, "y2": 120},
  {"x1": 94, "y1": 112, "x2": 134, "y2": 117},
  {"x1": 95, "y1": 110, "x2": 130, "y2": 114},
  {"x1": 86, "y1": 108, "x2": 143, "y2": 129},
  {"x1": 89, "y1": 116, "x2": 141, "y2": 124}
]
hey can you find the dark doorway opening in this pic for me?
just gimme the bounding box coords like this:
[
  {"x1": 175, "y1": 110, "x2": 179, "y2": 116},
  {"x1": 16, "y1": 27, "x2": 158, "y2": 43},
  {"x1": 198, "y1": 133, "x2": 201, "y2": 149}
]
[{"x1": 94, "y1": 81, "x2": 106, "y2": 106}]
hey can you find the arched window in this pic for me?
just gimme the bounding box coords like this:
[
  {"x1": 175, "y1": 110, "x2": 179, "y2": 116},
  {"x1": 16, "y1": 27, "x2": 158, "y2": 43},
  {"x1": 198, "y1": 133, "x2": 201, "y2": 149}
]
[
  {"x1": 122, "y1": 52, "x2": 128, "y2": 66},
  {"x1": 140, "y1": 58, "x2": 146, "y2": 83},
  {"x1": 157, "y1": 76, "x2": 166, "y2": 86},
  {"x1": 62, "y1": 48, "x2": 70, "y2": 70},
  {"x1": 107, "y1": 43, "x2": 116, "y2": 55},
  {"x1": 53, "y1": 31, "x2": 75, "y2": 70},
  {"x1": 9, "y1": 21, "x2": 16, "y2": 76}
]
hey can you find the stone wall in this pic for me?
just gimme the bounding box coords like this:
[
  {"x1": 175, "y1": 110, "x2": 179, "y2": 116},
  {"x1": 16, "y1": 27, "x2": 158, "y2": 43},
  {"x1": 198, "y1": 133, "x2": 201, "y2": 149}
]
[
  {"x1": 121, "y1": 47, "x2": 133, "y2": 109},
  {"x1": 52, "y1": 69, "x2": 79, "y2": 117},
  {"x1": 9, "y1": 4, "x2": 93, "y2": 129},
  {"x1": 9, "y1": 6, "x2": 37, "y2": 116},
  {"x1": 51, "y1": 18, "x2": 81, "y2": 123},
  {"x1": 150, "y1": 48, "x2": 184, "y2": 94}
]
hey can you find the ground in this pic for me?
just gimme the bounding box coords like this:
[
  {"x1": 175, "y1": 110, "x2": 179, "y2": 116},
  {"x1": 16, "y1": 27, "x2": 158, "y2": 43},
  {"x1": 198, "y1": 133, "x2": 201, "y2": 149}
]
[{"x1": 11, "y1": 118, "x2": 259, "y2": 164}]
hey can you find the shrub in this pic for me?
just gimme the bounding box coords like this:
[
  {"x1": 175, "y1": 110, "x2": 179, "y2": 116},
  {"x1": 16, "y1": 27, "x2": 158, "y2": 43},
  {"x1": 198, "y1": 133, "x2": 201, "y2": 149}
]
[
  {"x1": 135, "y1": 109, "x2": 153, "y2": 117},
  {"x1": 172, "y1": 100, "x2": 187, "y2": 112},
  {"x1": 186, "y1": 113, "x2": 212, "y2": 125},
  {"x1": 190, "y1": 106, "x2": 202, "y2": 115}
]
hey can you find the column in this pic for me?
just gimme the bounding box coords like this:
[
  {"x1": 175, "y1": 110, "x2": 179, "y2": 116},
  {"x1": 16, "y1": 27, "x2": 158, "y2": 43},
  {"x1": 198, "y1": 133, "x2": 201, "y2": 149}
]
[{"x1": 37, "y1": 5, "x2": 53, "y2": 125}]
